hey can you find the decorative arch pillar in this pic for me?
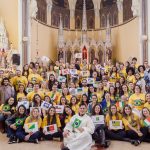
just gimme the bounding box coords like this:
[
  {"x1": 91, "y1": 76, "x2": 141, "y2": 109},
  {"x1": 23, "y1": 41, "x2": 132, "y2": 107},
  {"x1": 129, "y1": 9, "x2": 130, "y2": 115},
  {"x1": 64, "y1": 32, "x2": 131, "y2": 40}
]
[
  {"x1": 117, "y1": 0, "x2": 123, "y2": 24},
  {"x1": 68, "y1": 0, "x2": 77, "y2": 29},
  {"x1": 46, "y1": 0, "x2": 52, "y2": 26},
  {"x1": 93, "y1": 0, "x2": 101, "y2": 29}
]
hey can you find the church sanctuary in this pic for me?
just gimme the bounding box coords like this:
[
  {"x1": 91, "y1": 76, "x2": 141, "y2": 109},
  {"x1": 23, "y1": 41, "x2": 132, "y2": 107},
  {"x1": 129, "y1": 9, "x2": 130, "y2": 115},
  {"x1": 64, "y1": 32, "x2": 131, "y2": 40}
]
[{"x1": 0, "y1": 0, "x2": 150, "y2": 150}]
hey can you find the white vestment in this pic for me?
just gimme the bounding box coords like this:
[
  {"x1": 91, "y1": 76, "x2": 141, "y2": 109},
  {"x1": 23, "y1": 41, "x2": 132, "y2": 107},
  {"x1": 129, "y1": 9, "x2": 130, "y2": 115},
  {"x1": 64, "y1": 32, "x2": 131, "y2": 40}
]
[{"x1": 64, "y1": 114, "x2": 95, "y2": 150}]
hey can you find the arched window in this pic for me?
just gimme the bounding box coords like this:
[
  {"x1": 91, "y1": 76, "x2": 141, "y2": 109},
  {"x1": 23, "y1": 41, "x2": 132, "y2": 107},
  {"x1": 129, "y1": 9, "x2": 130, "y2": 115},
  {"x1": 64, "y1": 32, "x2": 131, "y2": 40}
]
[
  {"x1": 75, "y1": 16, "x2": 81, "y2": 29},
  {"x1": 37, "y1": 0, "x2": 47, "y2": 23},
  {"x1": 100, "y1": 0, "x2": 118, "y2": 27},
  {"x1": 51, "y1": 0, "x2": 70, "y2": 28},
  {"x1": 75, "y1": 0, "x2": 95, "y2": 29},
  {"x1": 123, "y1": 0, "x2": 133, "y2": 22}
]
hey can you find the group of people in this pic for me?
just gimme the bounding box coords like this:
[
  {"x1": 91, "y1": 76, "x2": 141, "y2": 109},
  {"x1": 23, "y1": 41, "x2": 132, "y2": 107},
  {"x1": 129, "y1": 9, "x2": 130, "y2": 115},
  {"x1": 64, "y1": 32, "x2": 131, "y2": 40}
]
[{"x1": 0, "y1": 56, "x2": 150, "y2": 150}]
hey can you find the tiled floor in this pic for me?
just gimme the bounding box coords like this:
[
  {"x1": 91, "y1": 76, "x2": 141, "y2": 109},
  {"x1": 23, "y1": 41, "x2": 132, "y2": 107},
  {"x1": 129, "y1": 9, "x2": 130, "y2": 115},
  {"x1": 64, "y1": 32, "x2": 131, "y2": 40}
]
[{"x1": 0, "y1": 133, "x2": 149, "y2": 150}]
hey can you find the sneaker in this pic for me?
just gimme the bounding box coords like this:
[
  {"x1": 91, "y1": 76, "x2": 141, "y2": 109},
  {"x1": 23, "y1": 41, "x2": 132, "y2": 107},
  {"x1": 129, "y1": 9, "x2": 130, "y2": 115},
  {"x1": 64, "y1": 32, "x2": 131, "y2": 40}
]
[
  {"x1": 12, "y1": 137, "x2": 17, "y2": 143},
  {"x1": 8, "y1": 138, "x2": 13, "y2": 144},
  {"x1": 104, "y1": 140, "x2": 111, "y2": 148},
  {"x1": 34, "y1": 139, "x2": 39, "y2": 144},
  {"x1": 133, "y1": 140, "x2": 141, "y2": 146},
  {"x1": 61, "y1": 147, "x2": 70, "y2": 150}
]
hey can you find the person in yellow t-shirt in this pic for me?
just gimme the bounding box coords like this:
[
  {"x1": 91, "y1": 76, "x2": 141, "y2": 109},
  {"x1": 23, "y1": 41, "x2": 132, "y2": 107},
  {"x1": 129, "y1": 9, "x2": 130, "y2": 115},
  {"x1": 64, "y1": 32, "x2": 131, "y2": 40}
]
[
  {"x1": 96, "y1": 82, "x2": 104, "y2": 103},
  {"x1": 62, "y1": 88, "x2": 72, "y2": 104},
  {"x1": 28, "y1": 68, "x2": 43, "y2": 84},
  {"x1": 42, "y1": 106, "x2": 62, "y2": 140},
  {"x1": 128, "y1": 85, "x2": 145, "y2": 111},
  {"x1": 23, "y1": 108, "x2": 42, "y2": 143},
  {"x1": 27, "y1": 83, "x2": 44, "y2": 102},
  {"x1": 12, "y1": 70, "x2": 28, "y2": 91},
  {"x1": 16, "y1": 84, "x2": 27, "y2": 101},
  {"x1": 119, "y1": 63, "x2": 127, "y2": 78},
  {"x1": 126, "y1": 67, "x2": 136, "y2": 84},
  {"x1": 144, "y1": 93, "x2": 150, "y2": 110},
  {"x1": 70, "y1": 96, "x2": 79, "y2": 114},
  {"x1": 105, "y1": 105, "x2": 125, "y2": 141},
  {"x1": 122, "y1": 105, "x2": 146, "y2": 146},
  {"x1": 109, "y1": 66, "x2": 119, "y2": 83}
]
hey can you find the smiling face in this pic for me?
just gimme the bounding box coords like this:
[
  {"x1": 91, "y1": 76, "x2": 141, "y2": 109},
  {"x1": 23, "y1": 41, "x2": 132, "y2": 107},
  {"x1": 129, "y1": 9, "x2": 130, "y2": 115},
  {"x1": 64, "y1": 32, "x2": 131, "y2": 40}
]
[
  {"x1": 95, "y1": 105, "x2": 101, "y2": 115},
  {"x1": 134, "y1": 85, "x2": 141, "y2": 94},
  {"x1": 49, "y1": 107, "x2": 55, "y2": 116},
  {"x1": 79, "y1": 105, "x2": 87, "y2": 116},
  {"x1": 124, "y1": 106, "x2": 131, "y2": 115},
  {"x1": 146, "y1": 94, "x2": 150, "y2": 103},
  {"x1": 110, "y1": 105, "x2": 117, "y2": 115},
  {"x1": 19, "y1": 106, "x2": 25, "y2": 115},
  {"x1": 142, "y1": 108, "x2": 150, "y2": 118},
  {"x1": 8, "y1": 98, "x2": 15, "y2": 105},
  {"x1": 32, "y1": 108, "x2": 39, "y2": 118}
]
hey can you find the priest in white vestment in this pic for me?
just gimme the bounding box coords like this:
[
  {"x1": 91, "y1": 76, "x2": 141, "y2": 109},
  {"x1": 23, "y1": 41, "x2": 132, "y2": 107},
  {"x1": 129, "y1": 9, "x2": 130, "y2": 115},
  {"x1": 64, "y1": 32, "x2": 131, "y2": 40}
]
[{"x1": 62, "y1": 103, "x2": 95, "y2": 150}]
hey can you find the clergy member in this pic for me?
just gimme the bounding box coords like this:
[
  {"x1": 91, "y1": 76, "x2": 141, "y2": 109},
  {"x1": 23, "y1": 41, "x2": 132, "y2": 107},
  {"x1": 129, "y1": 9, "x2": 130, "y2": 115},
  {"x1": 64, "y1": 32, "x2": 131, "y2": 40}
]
[{"x1": 61, "y1": 103, "x2": 95, "y2": 150}]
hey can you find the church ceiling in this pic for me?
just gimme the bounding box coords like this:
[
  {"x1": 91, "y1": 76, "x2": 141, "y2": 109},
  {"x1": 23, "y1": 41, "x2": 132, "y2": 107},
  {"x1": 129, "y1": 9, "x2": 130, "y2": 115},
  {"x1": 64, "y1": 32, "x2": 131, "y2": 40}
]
[
  {"x1": 52, "y1": 0, "x2": 69, "y2": 8},
  {"x1": 75, "y1": 0, "x2": 94, "y2": 10}
]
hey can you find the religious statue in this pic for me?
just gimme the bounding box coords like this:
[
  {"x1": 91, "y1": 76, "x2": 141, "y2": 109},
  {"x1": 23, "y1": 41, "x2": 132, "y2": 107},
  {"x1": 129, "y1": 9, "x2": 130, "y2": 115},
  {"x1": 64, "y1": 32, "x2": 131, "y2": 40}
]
[
  {"x1": 117, "y1": 0, "x2": 123, "y2": 12},
  {"x1": 131, "y1": 0, "x2": 140, "y2": 17},
  {"x1": 98, "y1": 49, "x2": 103, "y2": 64},
  {"x1": 90, "y1": 49, "x2": 95, "y2": 64},
  {"x1": 30, "y1": 0, "x2": 38, "y2": 18},
  {"x1": 58, "y1": 48, "x2": 64, "y2": 61},
  {"x1": 0, "y1": 49, "x2": 7, "y2": 68},
  {"x1": 106, "y1": 47, "x2": 112, "y2": 61}
]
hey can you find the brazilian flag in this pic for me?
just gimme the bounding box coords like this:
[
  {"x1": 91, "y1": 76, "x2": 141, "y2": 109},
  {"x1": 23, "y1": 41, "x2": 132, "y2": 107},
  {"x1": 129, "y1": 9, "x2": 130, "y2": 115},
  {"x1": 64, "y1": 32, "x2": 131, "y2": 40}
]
[
  {"x1": 2, "y1": 104, "x2": 10, "y2": 112},
  {"x1": 134, "y1": 99, "x2": 142, "y2": 106},
  {"x1": 72, "y1": 118, "x2": 82, "y2": 128},
  {"x1": 15, "y1": 118, "x2": 25, "y2": 127}
]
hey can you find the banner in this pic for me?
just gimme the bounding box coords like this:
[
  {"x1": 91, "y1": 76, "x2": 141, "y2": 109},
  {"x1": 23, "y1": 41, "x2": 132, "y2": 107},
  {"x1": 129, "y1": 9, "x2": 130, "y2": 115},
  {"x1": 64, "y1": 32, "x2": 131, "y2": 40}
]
[
  {"x1": 41, "y1": 101, "x2": 52, "y2": 110},
  {"x1": 24, "y1": 122, "x2": 38, "y2": 133},
  {"x1": 44, "y1": 124, "x2": 58, "y2": 135},
  {"x1": 55, "y1": 105, "x2": 64, "y2": 114},
  {"x1": 91, "y1": 115, "x2": 104, "y2": 125},
  {"x1": 18, "y1": 100, "x2": 29, "y2": 109},
  {"x1": 109, "y1": 120, "x2": 123, "y2": 130}
]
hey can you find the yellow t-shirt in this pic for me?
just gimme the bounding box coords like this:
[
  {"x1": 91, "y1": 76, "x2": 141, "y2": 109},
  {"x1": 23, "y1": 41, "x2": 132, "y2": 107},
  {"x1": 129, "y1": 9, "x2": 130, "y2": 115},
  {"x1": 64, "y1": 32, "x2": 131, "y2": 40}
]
[
  {"x1": 12, "y1": 76, "x2": 28, "y2": 91},
  {"x1": 105, "y1": 113, "x2": 122, "y2": 127},
  {"x1": 71, "y1": 104, "x2": 79, "y2": 114},
  {"x1": 109, "y1": 73, "x2": 120, "y2": 83},
  {"x1": 27, "y1": 91, "x2": 44, "y2": 102},
  {"x1": 119, "y1": 68, "x2": 127, "y2": 78},
  {"x1": 17, "y1": 93, "x2": 26, "y2": 101},
  {"x1": 28, "y1": 73, "x2": 43, "y2": 84},
  {"x1": 127, "y1": 75, "x2": 136, "y2": 84},
  {"x1": 24, "y1": 116, "x2": 42, "y2": 129},
  {"x1": 46, "y1": 91, "x2": 61, "y2": 104},
  {"x1": 128, "y1": 93, "x2": 145, "y2": 110},
  {"x1": 122, "y1": 114, "x2": 139, "y2": 130},
  {"x1": 144, "y1": 102, "x2": 150, "y2": 110},
  {"x1": 42, "y1": 115, "x2": 61, "y2": 128},
  {"x1": 65, "y1": 115, "x2": 72, "y2": 124}
]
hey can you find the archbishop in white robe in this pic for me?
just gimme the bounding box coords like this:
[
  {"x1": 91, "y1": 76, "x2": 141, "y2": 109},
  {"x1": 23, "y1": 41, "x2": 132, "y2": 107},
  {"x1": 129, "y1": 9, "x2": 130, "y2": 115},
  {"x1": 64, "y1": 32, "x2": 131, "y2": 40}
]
[{"x1": 64, "y1": 113, "x2": 95, "y2": 150}]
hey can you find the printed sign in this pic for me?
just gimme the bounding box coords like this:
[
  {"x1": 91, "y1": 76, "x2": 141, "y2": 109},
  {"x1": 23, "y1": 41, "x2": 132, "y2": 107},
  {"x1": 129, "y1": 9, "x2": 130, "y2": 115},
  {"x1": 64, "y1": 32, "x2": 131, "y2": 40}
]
[
  {"x1": 26, "y1": 88, "x2": 33, "y2": 93},
  {"x1": 81, "y1": 71, "x2": 89, "y2": 77},
  {"x1": 75, "y1": 53, "x2": 82, "y2": 59},
  {"x1": 18, "y1": 100, "x2": 29, "y2": 109},
  {"x1": 76, "y1": 87, "x2": 83, "y2": 95},
  {"x1": 69, "y1": 88, "x2": 76, "y2": 95},
  {"x1": 61, "y1": 69, "x2": 70, "y2": 75},
  {"x1": 70, "y1": 69, "x2": 77, "y2": 75},
  {"x1": 24, "y1": 122, "x2": 38, "y2": 133},
  {"x1": 109, "y1": 120, "x2": 123, "y2": 130},
  {"x1": 41, "y1": 101, "x2": 52, "y2": 110},
  {"x1": 54, "y1": 105, "x2": 64, "y2": 114},
  {"x1": 57, "y1": 76, "x2": 66, "y2": 82},
  {"x1": 44, "y1": 124, "x2": 58, "y2": 135},
  {"x1": 87, "y1": 78, "x2": 94, "y2": 84},
  {"x1": 72, "y1": 118, "x2": 82, "y2": 128},
  {"x1": 91, "y1": 115, "x2": 105, "y2": 125}
]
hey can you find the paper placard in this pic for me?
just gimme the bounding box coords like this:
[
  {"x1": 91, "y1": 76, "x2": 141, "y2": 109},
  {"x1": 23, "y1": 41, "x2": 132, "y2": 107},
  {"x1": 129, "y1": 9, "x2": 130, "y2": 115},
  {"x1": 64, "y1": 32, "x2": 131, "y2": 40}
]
[
  {"x1": 76, "y1": 87, "x2": 83, "y2": 95},
  {"x1": 81, "y1": 71, "x2": 89, "y2": 77},
  {"x1": 70, "y1": 69, "x2": 77, "y2": 75},
  {"x1": 96, "y1": 65, "x2": 101, "y2": 71},
  {"x1": 55, "y1": 105, "x2": 64, "y2": 114},
  {"x1": 57, "y1": 76, "x2": 66, "y2": 82},
  {"x1": 87, "y1": 78, "x2": 94, "y2": 84},
  {"x1": 69, "y1": 88, "x2": 76, "y2": 95},
  {"x1": 44, "y1": 124, "x2": 58, "y2": 135},
  {"x1": 75, "y1": 53, "x2": 82, "y2": 58},
  {"x1": 41, "y1": 101, "x2": 52, "y2": 110},
  {"x1": 61, "y1": 69, "x2": 70, "y2": 75},
  {"x1": 18, "y1": 100, "x2": 29, "y2": 109},
  {"x1": 26, "y1": 88, "x2": 33, "y2": 93},
  {"x1": 91, "y1": 115, "x2": 104, "y2": 125},
  {"x1": 109, "y1": 120, "x2": 123, "y2": 130},
  {"x1": 24, "y1": 122, "x2": 38, "y2": 133}
]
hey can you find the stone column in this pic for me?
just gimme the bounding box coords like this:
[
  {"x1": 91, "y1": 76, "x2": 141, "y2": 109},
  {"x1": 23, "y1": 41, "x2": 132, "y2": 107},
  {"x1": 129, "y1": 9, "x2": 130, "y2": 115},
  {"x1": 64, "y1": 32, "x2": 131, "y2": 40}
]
[
  {"x1": 117, "y1": 0, "x2": 123, "y2": 24},
  {"x1": 95, "y1": 8, "x2": 100, "y2": 29},
  {"x1": 46, "y1": 0, "x2": 52, "y2": 26},
  {"x1": 70, "y1": 9, "x2": 75, "y2": 29},
  {"x1": 148, "y1": 0, "x2": 150, "y2": 63}
]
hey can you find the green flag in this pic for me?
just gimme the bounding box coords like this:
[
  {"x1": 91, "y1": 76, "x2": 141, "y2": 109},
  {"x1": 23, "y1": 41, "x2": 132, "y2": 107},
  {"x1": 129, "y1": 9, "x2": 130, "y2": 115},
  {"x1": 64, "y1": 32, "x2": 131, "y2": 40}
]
[
  {"x1": 72, "y1": 118, "x2": 82, "y2": 128},
  {"x1": 15, "y1": 118, "x2": 25, "y2": 127}
]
